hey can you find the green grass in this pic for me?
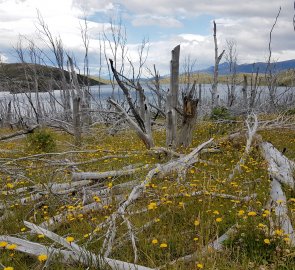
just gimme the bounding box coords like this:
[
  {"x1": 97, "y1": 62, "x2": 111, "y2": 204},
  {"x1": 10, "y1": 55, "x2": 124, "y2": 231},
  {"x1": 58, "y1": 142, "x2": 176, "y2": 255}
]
[{"x1": 0, "y1": 119, "x2": 294, "y2": 269}]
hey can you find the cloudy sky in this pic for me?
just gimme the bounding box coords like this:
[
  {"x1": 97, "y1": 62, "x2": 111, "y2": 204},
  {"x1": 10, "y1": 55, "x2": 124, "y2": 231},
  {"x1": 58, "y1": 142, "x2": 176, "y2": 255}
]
[{"x1": 0, "y1": 0, "x2": 294, "y2": 77}]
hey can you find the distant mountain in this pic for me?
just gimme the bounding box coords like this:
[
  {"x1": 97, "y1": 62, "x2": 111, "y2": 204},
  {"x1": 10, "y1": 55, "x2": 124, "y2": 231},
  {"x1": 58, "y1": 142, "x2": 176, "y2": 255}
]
[{"x1": 199, "y1": 59, "x2": 295, "y2": 75}]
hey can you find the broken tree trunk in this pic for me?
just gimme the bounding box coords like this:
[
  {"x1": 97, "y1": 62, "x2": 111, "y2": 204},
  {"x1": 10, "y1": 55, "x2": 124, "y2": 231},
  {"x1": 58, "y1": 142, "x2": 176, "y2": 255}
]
[
  {"x1": 166, "y1": 45, "x2": 180, "y2": 148},
  {"x1": 108, "y1": 98, "x2": 154, "y2": 149},
  {"x1": 177, "y1": 81, "x2": 199, "y2": 147}
]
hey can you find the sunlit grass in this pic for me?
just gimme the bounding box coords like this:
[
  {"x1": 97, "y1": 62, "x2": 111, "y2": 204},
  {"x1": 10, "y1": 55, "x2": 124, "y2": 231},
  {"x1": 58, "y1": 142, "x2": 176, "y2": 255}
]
[{"x1": 0, "y1": 119, "x2": 294, "y2": 269}]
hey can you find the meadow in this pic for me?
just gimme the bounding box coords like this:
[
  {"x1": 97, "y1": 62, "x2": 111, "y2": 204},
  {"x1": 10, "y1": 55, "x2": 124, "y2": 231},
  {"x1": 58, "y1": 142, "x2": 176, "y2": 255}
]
[{"x1": 0, "y1": 116, "x2": 294, "y2": 270}]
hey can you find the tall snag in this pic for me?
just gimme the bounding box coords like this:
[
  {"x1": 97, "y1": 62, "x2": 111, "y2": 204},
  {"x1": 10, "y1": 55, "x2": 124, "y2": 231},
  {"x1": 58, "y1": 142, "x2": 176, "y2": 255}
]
[
  {"x1": 108, "y1": 59, "x2": 154, "y2": 149},
  {"x1": 166, "y1": 45, "x2": 180, "y2": 148},
  {"x1": 212, "y1": 21, "x2": 225, "y2": 109}
]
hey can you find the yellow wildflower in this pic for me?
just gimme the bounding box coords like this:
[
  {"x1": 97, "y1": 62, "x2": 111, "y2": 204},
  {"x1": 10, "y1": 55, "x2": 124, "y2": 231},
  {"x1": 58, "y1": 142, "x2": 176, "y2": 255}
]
[
  {"x1": 264, "y1": 239, "x2": 270, "y2": 244},
  {"x1": 6, "y1": 244, "x2": 17, "y2": 250},
  {"x1": 196, "y1": 263, "x2": 204, "y2": 269},
  {"x1": 66, "y1": 236, "x2": 74, "y2": 243},
  {"x1": 216, "y1": 217, "x2": 222, "y2": 222},
  {"x1": 4, "y1": 267, "x2": 14, "y2": 270},
  {"x1": 160, "y1": 243, "x2": 168, "y2": 248},
  {"x1": 0, "y1": 241, "x2": 8, "y2": 248},
  {"x1": 194, "y1": 219, "x2": 200, "y2": 226},
  {"x1": 275, "y1": 229, "x2": 284, "y2": 236},
  {"x1": 213, "y1": 210, "x2": 220, "y2": 215},
  {"x1": 6, "y1": 183, "x2": 14, "y2": 189},
  {"x1": 148, "y1": 202, "x2": 157, "y2": 210},
  {"x1": 93, "y1": 196, "x2": 101, "y2": 202},
  {"x1": 151, "y1": 239, "x2": 158, "y2": 244},
  {"x1": 248, "y1": 211, "x2": 257, "y2": 216},
  {"x1": 108, "y1": 182, "x2": 113, "y2": 189},
  {"x1": 237, "y1": 210, "x2": 245, "y2": 216},
  {"x1": 38, "y1": 254, "x2": 48, "y2": 262}
]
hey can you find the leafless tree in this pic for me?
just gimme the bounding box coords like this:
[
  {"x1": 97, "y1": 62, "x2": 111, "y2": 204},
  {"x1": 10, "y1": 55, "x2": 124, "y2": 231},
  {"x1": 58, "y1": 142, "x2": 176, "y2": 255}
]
[
  {"x1": 211, "y1": 21, "x2": 225, "y2": 108},
  {"x1": 225, "y1": 39, "x2": 238, "y2": 107}
]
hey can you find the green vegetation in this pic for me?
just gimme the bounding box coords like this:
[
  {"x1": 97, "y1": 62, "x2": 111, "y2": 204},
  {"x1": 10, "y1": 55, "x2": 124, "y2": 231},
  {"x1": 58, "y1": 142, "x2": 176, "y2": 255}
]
[
  {"x1": 26, "y1": 128, "x2": 56, "y2": 153},
  {"x1": 0, "y1": 118, "x2": 294, "y2": 269}
]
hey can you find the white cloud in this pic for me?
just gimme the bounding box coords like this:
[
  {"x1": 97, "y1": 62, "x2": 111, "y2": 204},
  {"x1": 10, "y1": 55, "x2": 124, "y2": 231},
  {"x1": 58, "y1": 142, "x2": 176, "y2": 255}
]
[
  {"x1": 0, "y1": 0, "x2": 294, "y2": 76},
  {"x1": 132, "y1": 15, "x2": 182, "y2": 28}
]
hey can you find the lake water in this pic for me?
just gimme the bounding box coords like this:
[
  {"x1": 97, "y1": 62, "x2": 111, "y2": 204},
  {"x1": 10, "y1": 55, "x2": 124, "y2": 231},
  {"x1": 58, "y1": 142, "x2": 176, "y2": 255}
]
[{"x1": 0, "y1": 83, "x2": 293, "y2": 118}]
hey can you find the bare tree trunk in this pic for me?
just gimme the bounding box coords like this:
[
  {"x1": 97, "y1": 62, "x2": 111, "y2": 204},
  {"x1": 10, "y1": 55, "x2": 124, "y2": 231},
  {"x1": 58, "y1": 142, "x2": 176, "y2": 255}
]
[
  {"x1": 166, "y1": 45, "x2": 180, "y2": 148},
  {"x1": 73, "y1": 95, "x2": 81, "y2": 146},
  {"x1": 212, "y1": 21, "x2": 225, "y2": 109},
  {"x1": 241, "y1": 75, "x2": 248, "y2": 109},
  {"x1": 177, "y1": 82, "x2": 199, "y2": 147}
]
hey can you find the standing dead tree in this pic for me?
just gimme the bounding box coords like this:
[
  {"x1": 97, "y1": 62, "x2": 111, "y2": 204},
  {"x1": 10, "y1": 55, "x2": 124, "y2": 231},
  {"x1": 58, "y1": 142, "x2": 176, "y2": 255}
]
[
  {"x1": 212, "y1": 21, "x2": 225, "y2": 109},
  {"x1": 177, "y1": 81, "x2": 199, "y2": 147},
  {"x1": 108, "y1": 59, "x2": 154, "y2": 149},
  {"x1": 225, "y1": 39, "x2": 238, "y2": 108},
  {"x1": 166, "y1": 45, "x2": 180, "y2": 148},
  {"x1": 265, "y1": 7, "x2": 281, "y2": 112}
]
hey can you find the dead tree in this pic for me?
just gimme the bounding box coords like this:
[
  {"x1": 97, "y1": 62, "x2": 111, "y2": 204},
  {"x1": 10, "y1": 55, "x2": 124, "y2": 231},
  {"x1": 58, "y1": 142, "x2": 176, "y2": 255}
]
[
  {"x1": 212, "y1": 21, "x2": 225, "y2": 108},
  {"x1": 265, "y1": 7, "x2": 281, "y2": 112},
  {"x1": 249, "y1": 65, "x2": 260, "y2": 111},
  {"x1": 241, "y1": 75, "x2": 248, "y2": 109},
  {"x1": 108, "y1": 59, "x2": 154, "y2": 149},
  {"x1": 166, "y1": 45, "x2": 180, "y2": 148},
  {"x1": 177, "y1": 81, "x2": 199, "y2": 147},
  {"x1": 225, "y1": 39, "x2": 238, "y2": 107}
]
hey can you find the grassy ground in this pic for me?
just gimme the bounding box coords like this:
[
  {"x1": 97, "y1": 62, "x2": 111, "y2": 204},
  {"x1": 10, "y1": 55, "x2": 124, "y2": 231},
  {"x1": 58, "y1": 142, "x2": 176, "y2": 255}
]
[{"x1": 0, "y1": 119, "x2": 294, "y2": 270}]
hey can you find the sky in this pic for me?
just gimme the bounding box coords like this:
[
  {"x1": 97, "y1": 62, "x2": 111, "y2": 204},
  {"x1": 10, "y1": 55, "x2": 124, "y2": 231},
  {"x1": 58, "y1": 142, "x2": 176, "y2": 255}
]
[{"x1": 0, "y1": 0, "x2": 294, "y2": 78}]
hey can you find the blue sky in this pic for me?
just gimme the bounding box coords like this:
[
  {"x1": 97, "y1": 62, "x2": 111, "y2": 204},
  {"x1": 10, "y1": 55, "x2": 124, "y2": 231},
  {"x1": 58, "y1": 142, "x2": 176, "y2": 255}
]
[{"x1": 0, "y1": 0, "x2": 294, "y2": 77}]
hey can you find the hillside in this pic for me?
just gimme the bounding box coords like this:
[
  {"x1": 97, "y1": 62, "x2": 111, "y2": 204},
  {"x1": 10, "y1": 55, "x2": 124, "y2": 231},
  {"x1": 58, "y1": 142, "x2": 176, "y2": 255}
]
[
  {"x1": 199, "y1": 59, "x2": 295, "y2": 75},
  {"x1": 0, "y1": 63, "x2": 105, "y2": 93}
]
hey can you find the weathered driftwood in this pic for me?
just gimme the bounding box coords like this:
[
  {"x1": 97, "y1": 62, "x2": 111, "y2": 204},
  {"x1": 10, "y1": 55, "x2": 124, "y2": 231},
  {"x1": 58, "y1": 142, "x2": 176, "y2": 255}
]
[
  {"x1": 269, "y1": 179, "x2": 295, "y2": 245},
  {"x1": 261, "y1": 141, "x2": 295, "y2": 245},
  {"x1": 261, "y1": 141, "x2": 295, "y2": 189},
  {"x1": 72, "y1": 165, "x2": 148, "y2": 181},
  {"x1": 24, "y1": 221, "x2": 154, "y2": 270},
  {"x1": 0, "y1": 125, "x2": 39, "y2": 141},
  {"x1": 0, "y1": 235, "x2": 75, "y2": 262},
  {"x1": 38, "y1": 194, "x2": 125, "y2": 230},
  {"x1": 228, "y1": 113, "x2": 258, "y2": 181},
  {"x1": 159, "y1": 225, "x2": 237, "y2": 268}
]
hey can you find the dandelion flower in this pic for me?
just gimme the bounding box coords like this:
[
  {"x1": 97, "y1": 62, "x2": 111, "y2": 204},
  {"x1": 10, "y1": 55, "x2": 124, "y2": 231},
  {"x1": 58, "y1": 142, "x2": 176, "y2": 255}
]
[
  {"x1": 148, "y1": 202, "x2": 157, "y2": 210},
  {"x1": 108, "y1": 182, "x2": 113, "y2": 189},
  {"x1": 264, "y1": 239, "x2": 270, "y2": 244},
  {"x1": 196, "y1": 263, "x2": 204, "y2": 269},
  {"x1": 151, "y1": 239, "x2": 158, "y2": 244},
  {"x1": 0, "y1": 241, "x2": 8, "y2": 248},
  {"x1": 93, "y1": 196, "x2": 101, "y2": 202},
  {"x1": 4, "y1": 267, "x2": 14, "y2": 270},
  {"x1": 213, "y1": 210, "x2": 220, "y2": 215},
  {"x1": 38, "y1": 254, "x2": 48, "y2": 262},
  {"x1": 66, "y1": 236, "x2": 74, "y2": 243},
  {"x1": 216, "y1": 217, "x2": 222, "y2": 222},
  {"x1": 275, "y1": 229, "x2": 284, "y2": 236},
  {"x1": 160, "y1": 243, "x2": 168, "y2": 248},
  {"x1": 248, "y1": 211, "x2": 257, "y2": 216},
  {"x1": 194, "y1": 219, "x2": 200, "y2": 226},
  {"x1": 237, "y1": 210, "x2": 245, "y2": 216},
  {"x1": 6, "y1": 244, "x2": 17, "y2": 250}
]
